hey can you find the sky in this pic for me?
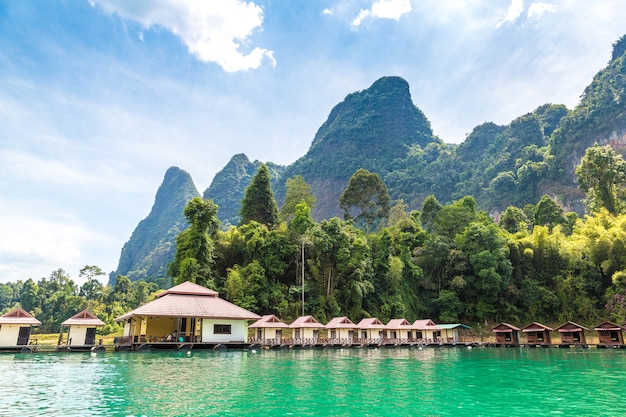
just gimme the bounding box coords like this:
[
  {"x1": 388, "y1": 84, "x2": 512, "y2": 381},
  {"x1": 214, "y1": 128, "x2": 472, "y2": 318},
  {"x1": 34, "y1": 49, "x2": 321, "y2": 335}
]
[{"x1": 0, "y1": 0, "x2": 625, "y2": 285}]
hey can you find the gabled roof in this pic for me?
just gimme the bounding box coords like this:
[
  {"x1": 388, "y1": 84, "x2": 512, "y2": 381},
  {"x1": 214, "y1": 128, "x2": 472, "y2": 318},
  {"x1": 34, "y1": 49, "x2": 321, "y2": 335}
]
[
  {"x1": 289, "y1": 315, "x2": 325, "y2": 328},
  {"x1": 386, "y1": 319, "x2": 413, "y2": 329},
  {"x1": 0, "y1": 307, "x2": 41, "y2": 325},
  {"x1": 594, "y1": 321, "x2": 626, "y2": 331},
  {"x1": 555, "y1": 321, "x2": 589, "y2": 332},
  {"x1": 325, "y1": 317, "x2": 357, "y2": 329},
  {"x1": 521, "y1": 322, "x2": 554, "y2": 332},
  {"x1": 249, "y1": 314, "x2": 289, "y2": 328},
  {"x1": 412, "y1": 319, "x2": 442, "y2": 330},
  {"x1": 490, "y1": 323, "x2": 521, "y2": 333},
  {"x1": 61, "y1": 309, "x2": 105, "y2": 327},
  {"x1": 356, "y1": 318, "x2": 386, "y2": 329},
  {"x1": 115, "y1": 282, "x2": 260, "y2": 322}
]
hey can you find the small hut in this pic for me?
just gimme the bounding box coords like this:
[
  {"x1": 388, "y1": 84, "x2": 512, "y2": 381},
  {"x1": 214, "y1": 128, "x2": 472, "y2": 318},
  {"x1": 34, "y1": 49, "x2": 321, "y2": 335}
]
[
  {"x1": 288, "y1": 315, "x2": 325, "y2": 344},
  {"x1": 325, "y1": 317, "x2": 357, "y2": 343},
  {"x1": 412, "y1": 319, "x2": 442, "y2": 342},
  {"x1": 356, "y1": 318, "x2": 387, "y2": 342},
  {"x1": 555, "y1": 321, "x2": 588, "y2": 347},
  {"x1": 521, "y1": 322, "x2": 553, "y2": 346},
  {"x1": 386, "y1": 319, "x2": 414, "y2": 342},
  {"x1": 58, "y1": 310, "x2": 105, "y2": 350},
  {"x1": 248, "y1": 315, "x2": 288, "y2": 345},
  {"x1": 0, "y1": 307, "x2": 41, "y2": 349},
  {"x1": 490, "y1": 323, "x2": 521, "y2": 345},
  {"x1": 594, "y1": 321, "x2": 625, "y2": 347},
  {"x1": 437, "y1": 324, "x2": 471, "y2": 343}
]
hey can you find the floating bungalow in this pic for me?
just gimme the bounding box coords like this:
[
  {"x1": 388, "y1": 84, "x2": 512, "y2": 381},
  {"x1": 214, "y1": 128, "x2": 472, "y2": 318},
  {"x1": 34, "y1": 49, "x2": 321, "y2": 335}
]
[
  {"x1": 288, "y1": 316, "x2": 325, "y2": 345},
  {"x1": 521, "y1": 322, "x2": 553, "y2": 346},
  {"x1": 356, "y1": 318, "x2": 387, "y2": 342},
  {"x1": 412, "y1": 319, "x2": 442, "y2": 342},
  {"x1": 386, "y1": 319, "x2": 415, "y2": 342},
  {"x1": 555, "y1": 321, "x2": 588, "y2": 347},
  {"x1": 594, "y1": 321, "x2": 625, "y2": 347},
  {"x1": 114, "y1": 281, "x2": 260, "y2": 350},
  {"x1": 57, "y1": 310, "x2": 105, "y2": 351},
  {"x1": 491, "y1": 323, "x2": 521, "y2": 345},
  {"x1": 248, "y1": 314, "x2": 288, "y2": 346},
  {"x1": 437, "y1": 323, "x2": 471, "y2": 343},
  {"x1": 325, "y1": 317, "x2": 358, "y2": 344},
  {"x1": 0, "y1": 307, "x2": 41, "y2": 351}
]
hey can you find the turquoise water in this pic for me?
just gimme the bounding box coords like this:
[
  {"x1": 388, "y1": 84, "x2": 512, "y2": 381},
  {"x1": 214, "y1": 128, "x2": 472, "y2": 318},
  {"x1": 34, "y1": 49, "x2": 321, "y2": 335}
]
[{"x1": 1, "y1": 347, "x2": 625, "y2": 416}]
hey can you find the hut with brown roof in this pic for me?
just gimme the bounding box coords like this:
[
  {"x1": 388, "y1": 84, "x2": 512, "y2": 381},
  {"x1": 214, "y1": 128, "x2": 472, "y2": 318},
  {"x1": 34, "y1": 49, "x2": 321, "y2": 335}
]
[
  {"x1": 325, "y1": 317, "x2": 357, "y2": 344},
  {"x1": 521, "y1": 322, "x2": 553, "y2": 346},
  {"x1": 0, "y1": 307, "x2": 41, "y2": 349},
  {"x1": 386, "y1": 319, "x2": 415, "y2": 343},
  {"x1": 114, "y1": 281, "x2": 260, "y2": 349},
  {"x1": 490, "y1": 323, "x2": 521, "y2": 345},
  {"x1": 594, "y1": 321, "x2": 625, "y2": 347},
  {"x1": 288, "y1": 315, "x2": 325, "y2": 344},
  {"x1": 412, "y1": 319, "x2": 442, "y2": 342},
  {"x1": 356, "y1": 318, "x2": 387, "y2": 342},
  {"x1": 555, "y1": 321, "x2": 588, "y2": 347},
  {"x1": 57, "y1": 309, "x2": 105, "y2": 351},
  {"x1": 248, "y1": 314, "x2": 288, "y2": 345}
]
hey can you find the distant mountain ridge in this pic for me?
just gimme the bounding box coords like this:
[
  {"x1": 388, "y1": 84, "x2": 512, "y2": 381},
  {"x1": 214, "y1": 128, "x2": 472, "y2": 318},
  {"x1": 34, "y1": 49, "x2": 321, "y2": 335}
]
[{"x1": 112, "y1": 34, "x2": 626, "y2": 286}]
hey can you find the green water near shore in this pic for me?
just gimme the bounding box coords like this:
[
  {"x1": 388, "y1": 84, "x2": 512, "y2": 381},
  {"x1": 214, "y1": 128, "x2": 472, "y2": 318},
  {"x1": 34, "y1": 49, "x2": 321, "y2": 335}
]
[{"x1": 1, "y1": 347, "x2": 625, "y2": 416}]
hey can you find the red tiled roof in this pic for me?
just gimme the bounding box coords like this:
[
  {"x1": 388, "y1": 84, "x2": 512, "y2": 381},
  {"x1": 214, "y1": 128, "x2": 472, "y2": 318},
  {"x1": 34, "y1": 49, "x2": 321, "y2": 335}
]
[
  {"x1": 386, "y1": 319, "x2": 413, "y2": 329},
  {"x1": 521, "y1": 322, "x2": 554, "y2": 332},
  {"x1": 412, "y1": 319, "x2": 442, "y2": 330},
  {"x1": 61, "y1": 309, "x2": 105, "y2": 327},
  {"x1": 115, "y1": 289, "x2": 260, "y2": 322},
  {"x1": 593, "y1": 321, "x2": 625, "y2": 331},
  {"x1": 356, "y1": 318, "x2": 386, "y2": 329},
  {"x1": 325, "y1": 317, "x2": 357, "y2": 329},
  {"x1": 490, "y1": 323, "x2": 521, "y2": 332},
  {"x1": 249, "y1": 314, "x2": 289, "y2": 328},
  {"x1": 289, "y1": 315, "x2": 325, "y2": 328},
  {"x1": 555, "y1": 321, "x2": 589, "y2": 332},
  {"x1": 0, "y1": 307, "x2": 41, "y2": 325}
]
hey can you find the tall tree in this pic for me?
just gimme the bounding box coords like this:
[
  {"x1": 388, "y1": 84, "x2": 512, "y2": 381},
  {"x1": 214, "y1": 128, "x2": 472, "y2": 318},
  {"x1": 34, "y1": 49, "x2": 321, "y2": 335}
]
[
  {"x1": 575, "y1": 143, "x2": 626, "y2": 215},
  {"x1": 168, "y1": 197, "x2": 220, "y2": 287},
  {"x1": 240, "y1": 164, "x2": 279, "y2": 227},
  {"x1": 280, "y1": 175, "x2": 316, "y2": 223},
  {"x1": 340, "y1": 168, "x2": 391, "y2": 233}
]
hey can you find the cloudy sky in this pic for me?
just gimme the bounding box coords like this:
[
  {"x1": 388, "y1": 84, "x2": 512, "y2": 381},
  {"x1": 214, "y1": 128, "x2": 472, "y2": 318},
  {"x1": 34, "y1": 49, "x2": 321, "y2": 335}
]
[{"x1": 0, "y1": 0, "x2": 625, "y2": 284}]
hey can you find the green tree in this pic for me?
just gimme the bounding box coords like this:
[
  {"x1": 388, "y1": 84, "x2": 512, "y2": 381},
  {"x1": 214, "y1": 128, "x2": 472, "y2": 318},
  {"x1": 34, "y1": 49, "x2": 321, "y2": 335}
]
[
  {"x1": 533, "y1": 195, "x2": 564, "y2": 229},
  {"x1": 240, "y1": 164, "x2": 279, "y2": 227},
  {"x1": 340, "y1": 168, "x2": 391, "y2": 233},
  {"x1": 168, "y1": 197, "x2": 220, "y2": 287},
  {"x1": 280, "y1": 175, "x2": 316, "y2": 223},
  {"x1": 499, "y1": 206, "x2": 529, "y2": 233},
  {"x1": 420, "y1": 195, "x2": 442, "y2": 233},
  {"x1": 576, "y1": 143, "x2": 626, "y2": 215}
]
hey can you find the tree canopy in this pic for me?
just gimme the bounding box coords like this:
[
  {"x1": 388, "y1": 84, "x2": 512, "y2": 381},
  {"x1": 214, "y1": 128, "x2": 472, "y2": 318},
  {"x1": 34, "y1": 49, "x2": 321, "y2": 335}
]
[{"x1": 240, "y1": 163, "x2": 280, "y2": 227}]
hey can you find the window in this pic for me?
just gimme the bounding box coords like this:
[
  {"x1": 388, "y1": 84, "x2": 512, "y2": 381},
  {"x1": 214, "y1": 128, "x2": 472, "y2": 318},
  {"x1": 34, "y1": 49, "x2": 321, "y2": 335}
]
[{"x1": 214, "y1": 324, "x2": 231, "y2": 335}]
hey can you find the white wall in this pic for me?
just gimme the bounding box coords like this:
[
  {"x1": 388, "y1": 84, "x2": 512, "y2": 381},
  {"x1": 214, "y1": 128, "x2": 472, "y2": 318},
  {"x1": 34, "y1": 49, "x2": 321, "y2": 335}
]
[
  {"x1": 67, "y1": 326, "x2": 88, "y2": 346},
  {"x1": 201, "y1": 319, "x2": 247, "y2": 343},
  {"x1": 0, "y1": 325, "x2": 20, "y2": 346}
]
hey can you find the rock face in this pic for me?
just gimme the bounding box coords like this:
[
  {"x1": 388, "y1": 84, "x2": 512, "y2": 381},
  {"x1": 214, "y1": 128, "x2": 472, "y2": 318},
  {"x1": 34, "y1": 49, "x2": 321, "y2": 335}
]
[
  {"x1": 109, "y1": 166, "x2": 200, "y2": 286},
  {"x1": 277, "y1": 76, "x2": 437, "y2": 219}
]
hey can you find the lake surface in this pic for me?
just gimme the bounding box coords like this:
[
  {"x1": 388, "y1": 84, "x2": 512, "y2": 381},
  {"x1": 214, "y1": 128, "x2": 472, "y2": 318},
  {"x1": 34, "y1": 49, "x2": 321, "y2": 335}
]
[{"x1": 1, "y1": 346, "x2": 625, "y2": 416}]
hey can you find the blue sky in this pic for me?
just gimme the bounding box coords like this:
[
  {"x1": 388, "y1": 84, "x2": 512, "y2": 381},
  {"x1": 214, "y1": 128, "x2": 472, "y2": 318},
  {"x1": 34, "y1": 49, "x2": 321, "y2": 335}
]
[{"x1": 0, "y1": 0, "x2": 625, "y2": 284}]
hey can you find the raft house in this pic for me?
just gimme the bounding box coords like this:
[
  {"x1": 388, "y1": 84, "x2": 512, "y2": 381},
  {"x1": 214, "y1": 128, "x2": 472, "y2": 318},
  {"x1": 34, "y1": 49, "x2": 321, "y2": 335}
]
[
  {"x1": 490, "y1": 323, "x2": 521, "y2": 346},
  {"x1": 57, "y1": 309, "x2": 106, "y2": 352},
  {"x1": 0, "y1": 307, "x2": 41, "y2": 352},
  {"x1": 287, "y1": 315, "x2": 325, "y2": 346},
  {"x1": 356, "y1": 317, "x2": 387, "y2": 343},
  {"x1": 412, "y1": 319, "x2": 443, "y2": 342},
  {"x1": 386, "y1": 319, "x2": 415, "y2": 344},
  {"x1": 521, "y1": 322, "x2": 553, "y2": 347},
  {"x1": 555, "y1": 321, "x2": 588, "y2": 348},
  {"x1": 248, "y1": 314, "x2": 288, "y2": 346},
  {"x1": 113, "y1": 281, "x2": 260, "y2": 351},
  {"x1": 594, "y1": 321, "x2": 625, "y2": 348},
  {"x1": 325, "y1": 316, "x2": 358, "y2": 345}
]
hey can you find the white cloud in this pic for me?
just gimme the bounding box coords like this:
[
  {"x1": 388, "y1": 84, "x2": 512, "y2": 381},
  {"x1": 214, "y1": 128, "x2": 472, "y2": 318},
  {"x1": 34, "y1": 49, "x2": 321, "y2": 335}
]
[
  {"x1": 496, "y1": 0, "x2": 524, "y2": 28},
  {"x1": 92, "y1": 0, "x2": 275, "y2": 72},
  {"x1": 322, "y1": 8, "x2": 333, "y2": 16},
  {"x1": 527, "y1": 2, "x2": 557, "y2": 19},
  {"x1": 352, "y1": 0, "x2": 412, "y2": 28}
]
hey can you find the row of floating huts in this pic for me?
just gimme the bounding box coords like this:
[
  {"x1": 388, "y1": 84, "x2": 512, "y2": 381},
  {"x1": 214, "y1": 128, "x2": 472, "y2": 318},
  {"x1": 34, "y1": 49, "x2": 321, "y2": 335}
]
[
  {"x1": 490, "y1": 321, "x2": 626, "y2": 348},
  {"x1": 1, "y1": 281, "x2": 625, "y2": 352}
]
